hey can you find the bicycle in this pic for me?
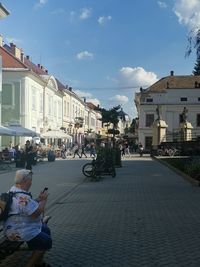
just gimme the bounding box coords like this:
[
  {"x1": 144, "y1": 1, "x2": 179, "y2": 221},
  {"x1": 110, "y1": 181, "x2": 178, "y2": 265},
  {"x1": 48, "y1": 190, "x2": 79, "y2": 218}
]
[{"x1": 82, "y1": 155, "x2": 116, "y2": 181}]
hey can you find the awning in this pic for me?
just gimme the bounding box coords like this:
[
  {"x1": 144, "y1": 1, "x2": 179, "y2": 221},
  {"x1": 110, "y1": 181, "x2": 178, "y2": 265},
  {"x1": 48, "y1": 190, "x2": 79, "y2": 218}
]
[
  {"x1": 6, "y1": 123, "x2": 39, "y2": 137},
  {"x1": 0, "y1": 125, "x2": 16, "y2": 136},
  {"x1": 41, "y1": 130, "x2": 72, "y2": 140}
]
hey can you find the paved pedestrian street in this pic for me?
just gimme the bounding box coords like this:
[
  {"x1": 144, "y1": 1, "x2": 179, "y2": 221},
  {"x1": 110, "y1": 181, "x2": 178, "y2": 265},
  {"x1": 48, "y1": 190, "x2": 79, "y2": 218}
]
[{"x1": 1, "y1": 156, "x2": 200, "y2": 266}]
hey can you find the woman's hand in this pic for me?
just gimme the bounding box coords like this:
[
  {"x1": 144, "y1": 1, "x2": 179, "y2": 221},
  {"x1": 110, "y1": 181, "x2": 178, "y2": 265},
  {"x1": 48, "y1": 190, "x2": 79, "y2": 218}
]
[{"x1": 38, "y1": 190, "x2": 49, "y2": 201}]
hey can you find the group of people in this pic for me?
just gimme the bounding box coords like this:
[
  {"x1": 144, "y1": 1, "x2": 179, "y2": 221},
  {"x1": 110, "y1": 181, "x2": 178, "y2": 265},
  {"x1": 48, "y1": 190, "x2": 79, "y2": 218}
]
[
  {"x1": 118, "y1": 142, "x2": 144, "y2": 157},
  {"x1": 59, "y1": 142, "x2": 96, "y2": 159},
  {"x1": 2, "y1": 140, "x2": 38, "y2": 171}
]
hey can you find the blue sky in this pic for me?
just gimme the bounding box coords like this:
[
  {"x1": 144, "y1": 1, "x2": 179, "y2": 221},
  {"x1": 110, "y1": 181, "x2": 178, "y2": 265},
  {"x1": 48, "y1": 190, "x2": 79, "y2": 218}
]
[{"x1": 0, "y1": 0, "x2": 199, "y2": 118}]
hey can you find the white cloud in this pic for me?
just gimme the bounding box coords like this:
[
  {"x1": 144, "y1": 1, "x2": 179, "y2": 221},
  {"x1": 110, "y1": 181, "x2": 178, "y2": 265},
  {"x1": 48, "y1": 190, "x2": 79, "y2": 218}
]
[
  {"x1": 74, "y1": 90, "x2": 100, "y2": 106},
  {"x1": 76, "y1": 51, "x2": 94, "y2": 60},
  {"x1": 87, "y1": 98, "x2": 100, "y2": 106},
  {"x1": 98, "y1": 16, "x2": 112, "y2": 25},
  {"x1": 118, "y1": 66, "x2": 158, "y2": 87},
  {"x1": 110, "y1": 95, "x2": 128, "y2": 104},
  {"x1": 158, "y1": 1, "x2": 167, "y2": 8},
  {"x1": 80, "y1": 8, "x2": 92, "y2": 20},
  {"x1": 74, "y1": 89, "x2": 92, "y2": 98},
  {"x1": 35, "y1": 0, "x2": 48, "y2": 8},
  {"x1": 173, "y1": 0, "x2": 200, "y2": 29}
]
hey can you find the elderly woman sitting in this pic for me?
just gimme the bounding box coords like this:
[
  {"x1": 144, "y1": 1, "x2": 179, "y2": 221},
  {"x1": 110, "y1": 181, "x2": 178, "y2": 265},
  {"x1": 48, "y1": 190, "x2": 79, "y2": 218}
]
[{"x1": 3, "y1": 169, "x2": 52, "y2": 267}]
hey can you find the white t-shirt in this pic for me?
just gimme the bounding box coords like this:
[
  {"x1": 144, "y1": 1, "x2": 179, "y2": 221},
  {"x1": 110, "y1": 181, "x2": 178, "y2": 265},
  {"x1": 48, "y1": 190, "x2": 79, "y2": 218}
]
[{"x1": 4, "y1": 186, "x2": 42, "y2": 241}]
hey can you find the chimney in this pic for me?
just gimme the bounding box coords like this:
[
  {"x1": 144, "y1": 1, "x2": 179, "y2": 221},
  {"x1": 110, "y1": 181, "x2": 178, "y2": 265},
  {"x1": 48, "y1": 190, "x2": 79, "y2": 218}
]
[
  {"x1": 170, "y1": 70, "x2": 174, "y2": 76},
  {"x1": 69, "y1": 87, "x2": 72, "y2": 91},
  {"x1": 37, "y1": 64, "x2": 40, "y2": 68},
  {"x1": 45, "y1": 69, "x2": 48, "y2": 74},
  {"x1": 21, "y1": 51, "x2": 24, "y2": 62},
  {"x1": 26, "y1": 55, "x2": 30, "y2": 60},
  {"x1": 83, "y1": 97, "x2": 86, "y2": 103},
  {"x1": 0, "y1": 35, "x2": 3, "y2": 47},
  {"x1": 10, "y1": 43, "x2": 22, "y2": 60}
]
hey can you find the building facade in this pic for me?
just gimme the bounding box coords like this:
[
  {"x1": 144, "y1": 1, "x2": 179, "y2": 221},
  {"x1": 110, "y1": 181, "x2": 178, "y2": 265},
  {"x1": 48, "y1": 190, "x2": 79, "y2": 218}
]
[{"x1": 135, "y1": 71, "x2": 200, "y2": 150}]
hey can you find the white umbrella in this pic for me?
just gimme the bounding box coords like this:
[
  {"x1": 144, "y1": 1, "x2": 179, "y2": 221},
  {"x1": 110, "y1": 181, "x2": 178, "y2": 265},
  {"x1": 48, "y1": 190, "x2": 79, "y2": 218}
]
[
  {"x1": 0, "y1": 125, "x2": 16, "y2": 136},
  {"x1": 6, "y1": 123, "x2": 39, "y2": 137},
  {"x1": 42, "y1": 130, "x2": 72, "y2": 140}
]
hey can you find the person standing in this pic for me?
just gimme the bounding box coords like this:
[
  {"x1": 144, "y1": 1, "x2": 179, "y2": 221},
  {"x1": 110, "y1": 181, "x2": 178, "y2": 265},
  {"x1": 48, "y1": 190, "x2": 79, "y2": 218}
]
[{"x1": 25, "y1": 140, "x2": 33, "y2": 170}]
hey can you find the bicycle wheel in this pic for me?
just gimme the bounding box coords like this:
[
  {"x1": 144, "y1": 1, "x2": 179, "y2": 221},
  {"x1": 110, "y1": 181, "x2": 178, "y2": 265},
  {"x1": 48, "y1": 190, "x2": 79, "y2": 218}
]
[
  {"x1": 82, "y1": 163, "x2": 94, "y2": 177},
  {"x1": 108, "y1": 166, "x2": 116, "y2": 178}
]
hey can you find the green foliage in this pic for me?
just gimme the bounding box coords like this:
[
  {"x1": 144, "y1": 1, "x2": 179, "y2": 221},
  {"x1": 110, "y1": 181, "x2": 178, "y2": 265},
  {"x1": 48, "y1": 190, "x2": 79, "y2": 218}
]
[
  {"x1": 107, "y1": 129, "x2": 120, "y2": 135},
  {"x1": 95, "y1": 105, "x2": 120, "y2": 128},
  {"x1": 193, "y1": 58, "x2": 200, "y2": 75},
  {"x1": 161, "y1": 157, "x2": 200, "y2": 179},
  {"x1": 186, "y1": 28, "x2": 200, "y2": 59},
  {"x1": 184, "y1": 159, "x2": 200, "y2": 178}
]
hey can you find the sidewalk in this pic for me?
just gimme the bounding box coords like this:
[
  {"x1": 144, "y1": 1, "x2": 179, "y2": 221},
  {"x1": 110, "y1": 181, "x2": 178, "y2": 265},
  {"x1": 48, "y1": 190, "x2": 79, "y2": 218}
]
[{"x1": 2, "y1": 156, "x2": 200, "y2": 266}]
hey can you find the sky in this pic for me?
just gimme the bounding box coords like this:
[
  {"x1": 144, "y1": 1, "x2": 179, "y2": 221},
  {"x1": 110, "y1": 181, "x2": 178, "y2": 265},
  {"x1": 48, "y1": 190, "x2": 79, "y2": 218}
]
[{"x1": 0, "y1": 0, "x2": 199, "y2": 119}]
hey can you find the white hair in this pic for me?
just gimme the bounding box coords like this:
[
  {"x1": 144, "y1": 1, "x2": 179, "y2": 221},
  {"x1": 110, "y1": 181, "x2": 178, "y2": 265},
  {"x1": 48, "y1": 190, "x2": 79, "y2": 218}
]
[{"x1": 15, "y1": 169, "x2": 32, "y2": 184}]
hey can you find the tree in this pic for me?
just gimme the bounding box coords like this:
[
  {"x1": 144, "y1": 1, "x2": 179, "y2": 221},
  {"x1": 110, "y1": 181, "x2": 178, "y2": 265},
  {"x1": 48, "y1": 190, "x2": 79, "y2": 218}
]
[
  {"x1": 186, "y1": 28, "x2": 200, "y2": 75},
  {"x1": 193, "y1": 58, "x2": 200, "y2": 75},
  {"x1": 95, "y1": 105, "x2": 121, "y2": 146},
  {"x1": 129, "y1": 117, "x2": 139, "y2": 134}
]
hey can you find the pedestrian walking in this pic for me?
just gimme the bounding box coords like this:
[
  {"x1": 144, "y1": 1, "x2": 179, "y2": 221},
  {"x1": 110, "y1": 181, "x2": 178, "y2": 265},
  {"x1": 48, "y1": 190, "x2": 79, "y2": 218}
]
[
  {"x1": 90, "y1": 143, "x2": 96, "y2": 158},
  {"x1": 80, "y1": 144, "x2": 87, "y2": 158},
  {"x1": 72, "y1": 143, "x2": 81, "y2": 158}
]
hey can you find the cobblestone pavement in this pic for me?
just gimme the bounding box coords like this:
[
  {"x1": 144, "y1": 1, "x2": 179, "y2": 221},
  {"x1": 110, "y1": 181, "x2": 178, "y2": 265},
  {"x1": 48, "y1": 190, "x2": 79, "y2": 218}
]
[{"x1": 2, "y1": 156, "x2": 200, "y2": 266}]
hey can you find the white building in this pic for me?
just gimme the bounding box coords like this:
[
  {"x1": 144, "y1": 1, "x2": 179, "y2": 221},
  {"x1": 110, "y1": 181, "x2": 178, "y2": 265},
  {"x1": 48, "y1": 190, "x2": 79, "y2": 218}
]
[
  {"x1": 0, "y1": 38, "x2": 102, "y2": 148},
  {"x1": 135, "y1": 71, "x2": 200, "y2": 150},
  {"x1": 0, "y1": 41, "x2": 64, "y2": 147}
]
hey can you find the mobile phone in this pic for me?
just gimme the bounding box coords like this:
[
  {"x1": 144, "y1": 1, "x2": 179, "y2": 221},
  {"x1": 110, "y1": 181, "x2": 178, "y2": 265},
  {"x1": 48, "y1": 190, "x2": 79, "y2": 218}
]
[{"x1": 42, "y1": 187, "x2": 48, "y2": 193}]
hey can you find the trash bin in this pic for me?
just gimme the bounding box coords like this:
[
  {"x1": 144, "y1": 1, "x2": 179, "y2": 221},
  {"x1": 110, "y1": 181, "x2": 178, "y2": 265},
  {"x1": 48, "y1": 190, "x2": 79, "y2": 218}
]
[{"x1": 48, "y1": 150, "x2": 55, "y2": 162}]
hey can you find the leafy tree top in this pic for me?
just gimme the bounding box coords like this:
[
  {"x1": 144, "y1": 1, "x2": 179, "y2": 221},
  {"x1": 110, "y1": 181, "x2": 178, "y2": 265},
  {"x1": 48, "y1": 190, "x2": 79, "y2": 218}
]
[
  {"x1": 193, "y1": 58, "x2": 200, "y2": 75},
  {"x1": 95, "y1": 105, "x2": 121, "y2": 128},
  {"x1": 186, "y1": 28, "x2": 200, "y2": 59}
]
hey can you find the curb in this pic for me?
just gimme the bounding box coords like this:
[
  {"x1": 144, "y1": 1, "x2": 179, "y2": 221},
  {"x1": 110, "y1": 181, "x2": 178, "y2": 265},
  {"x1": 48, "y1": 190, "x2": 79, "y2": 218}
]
[{"x1": 152, "y1": 156, "x2": 200, "y2": 187}]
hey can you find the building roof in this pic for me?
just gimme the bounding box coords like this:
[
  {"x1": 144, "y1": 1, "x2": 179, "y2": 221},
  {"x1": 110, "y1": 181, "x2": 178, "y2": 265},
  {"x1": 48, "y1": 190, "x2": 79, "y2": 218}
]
[
  {"x1": 0, "y1": 43, "x2": 66, "y2": 93},
  {"x1": 0, "y1": 46, "x2": 28, "y2": 69},
  {"x1": 24, "y1": 57, "x2": 47, "y2": 75},
  {"x1": 147, "y1": 75, "x2": 200, "y2": 93}
]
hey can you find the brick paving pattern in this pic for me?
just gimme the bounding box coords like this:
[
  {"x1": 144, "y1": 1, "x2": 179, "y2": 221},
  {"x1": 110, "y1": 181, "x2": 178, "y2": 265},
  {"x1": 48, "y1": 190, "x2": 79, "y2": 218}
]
[{"x1": 2, "y1": 157, "x2": 200, "y2": 266}]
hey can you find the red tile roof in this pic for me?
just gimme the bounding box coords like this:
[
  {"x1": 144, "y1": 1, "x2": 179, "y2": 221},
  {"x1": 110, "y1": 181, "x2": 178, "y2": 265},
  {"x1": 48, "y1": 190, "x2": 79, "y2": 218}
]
[
  {"x1": 0, "y1": 44, "x2": 66, "y2": 93},
  {"x1": 148, "y1": 75, "x2": 200, "y2": 92},
  {"x1": 0, "y1": 46, "x2": 28, "y2": 69},
  {"x1": 24, "y1": 57, "x2": 47, "y2": 75}
]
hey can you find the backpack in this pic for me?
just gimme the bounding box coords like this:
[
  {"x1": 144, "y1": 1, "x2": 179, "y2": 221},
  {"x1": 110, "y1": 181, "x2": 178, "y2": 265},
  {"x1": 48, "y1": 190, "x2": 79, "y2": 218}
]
[
  {"x1": 0, "y1": 192, "x2": 14, "y2": 221},
  {"x1": 0, "y1": 191, "x2": 32, "y2": 222}
]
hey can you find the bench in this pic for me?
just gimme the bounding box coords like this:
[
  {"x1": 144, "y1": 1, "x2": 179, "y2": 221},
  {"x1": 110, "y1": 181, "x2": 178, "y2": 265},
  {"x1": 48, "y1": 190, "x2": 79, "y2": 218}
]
[{"x1": 0, "y1": 228, "x2": 30, "y2": 264}]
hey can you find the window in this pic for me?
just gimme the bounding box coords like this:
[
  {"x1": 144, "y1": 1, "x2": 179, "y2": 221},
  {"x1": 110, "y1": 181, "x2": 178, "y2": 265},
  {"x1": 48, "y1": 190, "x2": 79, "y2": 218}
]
[
  {"x1": 146, "y1": 114, "x2": 154, "y2": 127},
  {"x1": 67, "y1": 102, "x2": 69, "y2": 117},
  {"x1": 39, "y1": 93, "x2": 43, "y2": 113},
  {"x1": 197, "y1": 114, "x2": 200, "y2": 127},
  {"x1": 2, "y1": 84, "x2": 14, "y2": 105},
  {"x1": 146, "y1": 98, "x2": 153, "y2": 102},
  {"x1": 198, "y1": 97, "x2": 200, "y2": 102},
  {"x1": 64, "y1": 100, "x2": 66, "y2": 116},
  {"x1": 180, "y1": 97, "x2": 187, "y2": 101},
  {"x1": 32, "y1": 88, "x2": 36, "y2": 111}
]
